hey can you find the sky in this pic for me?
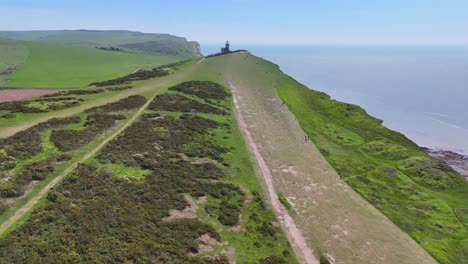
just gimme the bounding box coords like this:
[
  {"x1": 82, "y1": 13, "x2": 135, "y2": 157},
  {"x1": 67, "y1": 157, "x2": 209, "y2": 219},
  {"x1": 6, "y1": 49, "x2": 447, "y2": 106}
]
[{"x1": 1, "y1": 0, "x2": 468, "y2": 45}]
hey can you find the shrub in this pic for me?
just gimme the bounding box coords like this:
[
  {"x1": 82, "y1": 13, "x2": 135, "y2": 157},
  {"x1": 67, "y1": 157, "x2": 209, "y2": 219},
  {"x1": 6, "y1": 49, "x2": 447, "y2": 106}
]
[
  {"x1": 169, "y1": 81, "x2": 230, "y2": 100},
  {"x1": 217, "y1": 201, "x2": 240, "y2": 226},
  {"x1": 259, "y1": 256, "x2": 288, "y2": 264},
  {"x1": 148, "y1": 93, "x2": 226, "y2": 115},
  {"x1": 0, "y1": 116, "x2": 80, "y2": 162},
  {"x1": 85, "y1": 95, "x2": 146, "y2": 113}
]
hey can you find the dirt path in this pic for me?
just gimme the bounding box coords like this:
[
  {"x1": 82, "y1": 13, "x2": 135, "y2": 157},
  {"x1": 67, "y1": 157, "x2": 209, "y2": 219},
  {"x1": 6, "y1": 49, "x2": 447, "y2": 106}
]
[
  {"x1": 196, "y1": 57, "x2": 206, "y2": 64},
  {"x1": 228, "y1": 81, "x2": 319, "y2": 264},
  {"x1": 0, "y1": 97, "x2": 153, "y2": 236},
  {"x1": 0, "y1": 89, "x2": 62, "y2": 102}
]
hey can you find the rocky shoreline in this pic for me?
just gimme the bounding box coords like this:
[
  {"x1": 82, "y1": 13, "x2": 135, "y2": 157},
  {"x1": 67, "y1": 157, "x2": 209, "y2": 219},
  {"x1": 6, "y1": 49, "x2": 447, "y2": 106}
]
[{"x1": 424, "y1": 148, "x2": 468, "y2": 180}]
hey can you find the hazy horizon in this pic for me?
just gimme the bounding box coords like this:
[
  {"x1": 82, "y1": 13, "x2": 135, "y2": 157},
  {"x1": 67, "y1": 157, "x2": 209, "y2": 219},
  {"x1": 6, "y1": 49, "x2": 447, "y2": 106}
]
[{"x1": 1, "y1": 0, "x2": 468, "y2": 45}]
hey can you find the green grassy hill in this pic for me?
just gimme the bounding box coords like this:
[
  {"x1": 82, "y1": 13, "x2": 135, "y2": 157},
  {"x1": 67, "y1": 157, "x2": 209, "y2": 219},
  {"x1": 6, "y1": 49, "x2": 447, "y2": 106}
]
[
  {"x1": 0, "y1": 30, "x2": 200, "y2": 88},
  {"x1": 266, "y1": 59, "x2": 468, "y2": 263},
  {"x1": 0, "y1": 30, "x2": 201, "y2": 58},
  {"x1": 3, "y1": 41, "x2": 178, "y2": 88}
]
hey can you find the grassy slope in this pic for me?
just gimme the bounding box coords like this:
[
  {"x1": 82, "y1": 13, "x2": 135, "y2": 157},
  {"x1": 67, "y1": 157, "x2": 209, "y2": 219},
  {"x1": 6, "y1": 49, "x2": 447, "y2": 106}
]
[
  {"x1": 0, "y1": 39, "x2": 28, "y2": 84},
  {"x1": 0, "y1": 39, "x2": 28, "y2": 71},
  {"x1": 262, "y1": 58, "x2": 468, "y2": 262},
  {"x1": 3, "y1": 41, "x2": 178, "y2": 88},
  {"x1": 215, "y1": 53, "x2": 438, "y2": 263}
]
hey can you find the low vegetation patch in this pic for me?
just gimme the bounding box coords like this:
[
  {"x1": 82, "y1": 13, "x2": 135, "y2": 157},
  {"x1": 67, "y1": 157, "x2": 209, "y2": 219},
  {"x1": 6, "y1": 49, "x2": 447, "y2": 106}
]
[
  {"x1": 148, "y1": 93, "x2": 226, "y2": 115},
  {"x1": 89, "y1": 61, "x2": 187, "y2": 87},
  {"x1": 169, "y1": 81, "x2": 230, "y2": 101},
  {"x1": 362, "y1": 140, "x2": 409, "y2": 159},
  {"x1": 278, "y1": 193, "x2": 292, "y2": 211},
  {"x1": 0, "y1": 117, "x2": 80, "y2": 163},
  {"x1": 50, "y1": 113, "x2": 125, "y2": 151},
  {"x1": 51, "y1": 95, "x2": 145, "y2": 151},
  {"x1": 85, "y1": 95, "x2": 146, "y2": 113},
  {"x1": 399, "y1": 157, "x2": 463, "y2": 189},
  {"x1": 0, "y1": 154, "x2": 71, "y2": 198},
  {"x1": 0, "y1": 96, "x2": 83, "y2": 114}
]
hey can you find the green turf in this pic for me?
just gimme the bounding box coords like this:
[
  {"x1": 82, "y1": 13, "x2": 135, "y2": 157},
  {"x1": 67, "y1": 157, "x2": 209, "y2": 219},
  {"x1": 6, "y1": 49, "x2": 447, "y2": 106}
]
[
  {"x1": 0, "y1": 39, "x2": 29, "y2": 84},
  {"x1": 269, "y1": 58, "x2": 468, "y2": 264},
  {"x1": 2, "y1": 41, "x2": 179, "y2": 88}
]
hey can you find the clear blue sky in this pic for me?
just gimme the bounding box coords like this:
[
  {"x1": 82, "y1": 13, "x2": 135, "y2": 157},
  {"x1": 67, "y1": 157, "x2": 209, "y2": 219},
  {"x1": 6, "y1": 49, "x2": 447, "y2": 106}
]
[{"x1": 1, "y1": 0, "x2": 467, "y2": 45}]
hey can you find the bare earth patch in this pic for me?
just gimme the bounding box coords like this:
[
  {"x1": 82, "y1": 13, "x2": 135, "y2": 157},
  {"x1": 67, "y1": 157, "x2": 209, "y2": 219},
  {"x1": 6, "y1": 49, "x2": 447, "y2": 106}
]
[
  {"x1": 0, "y1": 89, "x2": 62, "y2": 103},
  {"x1": 163, "y1": 195, "x2": 198, "y2": 220},
  {"x1": 190, "y1": 234, "x2": 235, "y2": 263}
]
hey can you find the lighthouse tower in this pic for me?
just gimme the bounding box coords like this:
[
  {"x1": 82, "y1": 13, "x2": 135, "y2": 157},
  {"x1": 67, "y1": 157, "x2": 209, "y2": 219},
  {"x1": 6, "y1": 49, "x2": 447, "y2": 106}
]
[{"x1": 221, "y1": 41, "x2": 230, "y2": 54}]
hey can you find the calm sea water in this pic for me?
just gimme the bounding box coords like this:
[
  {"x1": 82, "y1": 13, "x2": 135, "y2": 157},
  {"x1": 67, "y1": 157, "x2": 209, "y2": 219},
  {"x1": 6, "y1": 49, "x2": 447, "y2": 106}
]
[{"x1": 202, "y1": 44, "x2": 468, "y2": 155}]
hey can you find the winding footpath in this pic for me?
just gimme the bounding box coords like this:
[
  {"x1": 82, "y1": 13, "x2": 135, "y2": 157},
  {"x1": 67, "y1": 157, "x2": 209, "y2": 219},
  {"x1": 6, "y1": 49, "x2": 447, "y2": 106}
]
[
  {"x1": 228, "y1": 81, "x2": 319, "y2": 264},
  {"x1": 0, "y1": 97, "x2": 153, "y2": 236}
]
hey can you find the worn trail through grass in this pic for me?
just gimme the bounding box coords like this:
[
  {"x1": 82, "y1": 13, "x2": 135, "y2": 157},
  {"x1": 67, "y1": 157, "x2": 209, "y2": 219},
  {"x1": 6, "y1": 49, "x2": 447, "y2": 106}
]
[{"x1": 228, "y1": 80, "x2": 318, "y2": 264}]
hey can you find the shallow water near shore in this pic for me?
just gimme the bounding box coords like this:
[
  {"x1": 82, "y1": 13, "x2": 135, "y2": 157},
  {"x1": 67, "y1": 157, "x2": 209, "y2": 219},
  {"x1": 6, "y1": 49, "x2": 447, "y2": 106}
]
[{"x1": 202, "y1": 44, "x2": 468, "y2": 155}]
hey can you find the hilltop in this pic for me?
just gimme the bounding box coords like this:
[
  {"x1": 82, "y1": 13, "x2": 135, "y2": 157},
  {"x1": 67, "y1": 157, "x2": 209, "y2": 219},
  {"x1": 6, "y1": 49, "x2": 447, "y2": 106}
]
[{"x1": 0, "y1": 30, "x2": 200, "y2": 88}]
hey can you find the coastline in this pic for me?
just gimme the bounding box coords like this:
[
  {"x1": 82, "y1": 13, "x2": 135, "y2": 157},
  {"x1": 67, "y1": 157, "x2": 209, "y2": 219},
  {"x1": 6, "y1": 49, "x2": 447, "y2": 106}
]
[
  {"x1": 424, "y1": 148, "x2": 468, "y2": 180},
  {"x1": 213, "y1": 45, "x2": 468, "y2": 161}
]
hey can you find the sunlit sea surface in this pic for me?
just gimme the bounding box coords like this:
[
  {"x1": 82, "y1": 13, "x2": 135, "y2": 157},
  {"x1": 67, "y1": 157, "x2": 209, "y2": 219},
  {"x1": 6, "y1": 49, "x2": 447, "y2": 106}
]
[{"x1": 202, "y1": 44, "x2": 468, "y2": 155}]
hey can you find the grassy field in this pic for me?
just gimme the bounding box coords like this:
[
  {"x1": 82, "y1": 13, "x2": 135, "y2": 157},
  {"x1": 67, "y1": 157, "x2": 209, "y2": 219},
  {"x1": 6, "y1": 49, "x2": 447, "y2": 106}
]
[
  {"x1": 0, "y1": 30, "x2": 201, "y2": 59},
  {"x1": 2, "y1": 41, "x2": 179, "y2": 88},
  {"x1": 0, "y1": 39, "x2": 28, "y2": 71},
  {"x1": 0, "y1": 39, "x2": 29, "y2": 84}
]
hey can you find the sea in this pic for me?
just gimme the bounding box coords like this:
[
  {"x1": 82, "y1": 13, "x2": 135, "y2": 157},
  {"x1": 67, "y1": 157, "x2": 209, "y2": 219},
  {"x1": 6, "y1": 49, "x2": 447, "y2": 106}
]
[{"x1": 201, "y1": 44, "x2": 468, "y2": 155}]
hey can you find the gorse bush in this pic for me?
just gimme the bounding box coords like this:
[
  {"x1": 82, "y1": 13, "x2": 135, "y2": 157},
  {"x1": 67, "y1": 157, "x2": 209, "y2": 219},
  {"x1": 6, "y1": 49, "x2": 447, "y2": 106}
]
[
  {"x1": 51, "y1": 95, "x2": 145, "y2": 151},
  {"x1": 169, "y1": 81, "x2": 230, "y2": 100},
  {"x1": 148, "y1": 93, "x2": 227, "y2": 115},
  {"x1": 89, "y1": 61, "x2": 186, "y2": 87},
  {"x1": 85, "y1": 95, "x2": 146, "y2": 113},
  {"x1": 0, "y1": 154, "x2": 71, "y2": 198},
  {"x1": 0, "y1": 117, "x2": 80, "y2": 161}
]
